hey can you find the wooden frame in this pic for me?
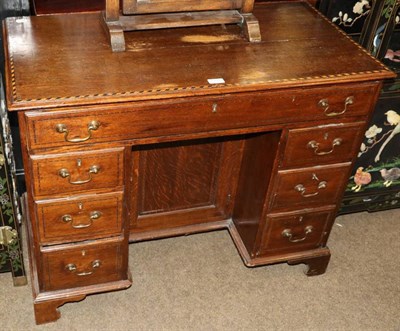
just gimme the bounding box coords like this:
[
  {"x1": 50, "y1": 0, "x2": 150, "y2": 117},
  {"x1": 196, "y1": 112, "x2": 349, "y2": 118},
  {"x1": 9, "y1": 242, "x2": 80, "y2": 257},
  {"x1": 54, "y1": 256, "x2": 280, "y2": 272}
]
[{"x1": 102, "y1": 0, "x2": 261, "y2": 52}]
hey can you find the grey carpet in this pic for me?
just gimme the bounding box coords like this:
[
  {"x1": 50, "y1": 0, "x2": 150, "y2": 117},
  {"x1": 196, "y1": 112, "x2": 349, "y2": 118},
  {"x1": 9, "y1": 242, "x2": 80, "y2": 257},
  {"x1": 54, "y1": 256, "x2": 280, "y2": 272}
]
[{"x1": 1, "y1": 209, "x2": 399, "y2": 330}]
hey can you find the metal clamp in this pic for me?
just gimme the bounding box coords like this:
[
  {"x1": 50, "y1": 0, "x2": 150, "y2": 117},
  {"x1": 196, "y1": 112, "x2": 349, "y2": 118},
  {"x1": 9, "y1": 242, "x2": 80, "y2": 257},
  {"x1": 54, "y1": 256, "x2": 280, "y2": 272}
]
[
  {"x1": 307, "y1": 138, "x2": 342, "y2": 155},
  {"x1": 61, "y1": 211, "x2": 102, "y2": 229},
  {"x1": 0, "y1": 226, "x2": 18, "y2": 246},
  {"x1": 318, "y1": 96, "x2": 354, "y2": 117},
  {"x1": 65, "y1": 259, "x2": 101, "y2": 276},
  {"x1": 55, "y1": 120, "x2": 100, "y2": 143},
  {"x1": 282, "y1": 225, "x2": 313, "y2": 243},
  {"x1": 58, "y1": 165, "x2": 100, "y2": 185}
]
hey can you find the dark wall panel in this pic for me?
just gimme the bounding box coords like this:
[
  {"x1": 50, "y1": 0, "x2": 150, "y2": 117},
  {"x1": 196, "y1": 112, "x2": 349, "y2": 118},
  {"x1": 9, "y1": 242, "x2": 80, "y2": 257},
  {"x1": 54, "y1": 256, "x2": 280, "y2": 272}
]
[{"x1": 1, "y1": 0, "x2": 30, "y2": 194}]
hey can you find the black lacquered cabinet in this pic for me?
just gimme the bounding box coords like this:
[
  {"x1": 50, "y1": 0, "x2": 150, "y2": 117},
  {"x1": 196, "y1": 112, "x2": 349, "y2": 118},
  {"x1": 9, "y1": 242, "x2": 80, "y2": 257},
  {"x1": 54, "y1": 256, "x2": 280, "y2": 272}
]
[
  {"x1": 0, "y1": 0, "x2": 29, "y2": 284},
  {"x1": 318, "y1": 0, "x2": 400, "y2": 213},
  {"x1": 0, "y1": 75, "x2": 26, "y2": 285}
]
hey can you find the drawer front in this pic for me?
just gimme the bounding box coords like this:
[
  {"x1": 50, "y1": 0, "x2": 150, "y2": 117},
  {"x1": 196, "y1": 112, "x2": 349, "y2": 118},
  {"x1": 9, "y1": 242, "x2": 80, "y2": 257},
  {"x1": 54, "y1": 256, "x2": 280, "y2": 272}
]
[
  {"x1": 36, "y1": 193, "x2": 123, "y2": 245},
  {"x1": 260, "y1": 207, "x2": 335, "y2": 254},
  {"x1": 25, "y1": 82, "x2": 378, "y2": 149},
  {"x1": 270, "y1": 163, "x2": 351, "y2": 212},
  {"x1": 281, "y1": 122, "x2": 365, "y2": 168},
  {"x1": 41, "y1": 238, "x2": 125, "y2": 291},
  {"x1": 31, "y1": 148, "x2": 124, "y2": 197}
]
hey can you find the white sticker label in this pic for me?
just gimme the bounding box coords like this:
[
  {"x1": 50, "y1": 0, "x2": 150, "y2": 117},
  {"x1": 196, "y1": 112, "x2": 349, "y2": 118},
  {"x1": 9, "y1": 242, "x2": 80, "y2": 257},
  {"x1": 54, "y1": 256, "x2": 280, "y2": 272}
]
[{"x1": 207, "y1": 78, "x2": 225, "y2": 84}]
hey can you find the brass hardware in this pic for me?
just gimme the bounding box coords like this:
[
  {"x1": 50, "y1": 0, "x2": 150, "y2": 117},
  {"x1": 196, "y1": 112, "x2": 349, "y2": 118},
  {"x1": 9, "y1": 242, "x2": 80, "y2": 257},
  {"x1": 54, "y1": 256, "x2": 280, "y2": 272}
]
[
  {"x1": 55, "y1": 120, "x2": 100, "y2": 143},
  {"x1": 295, "y1": 181, "x2": 327, "y2": 197},
  {"x1": 0, "y1": 226, "x2": 18, "y2": 246},
  {"x1": 307, "y1": 138, "x2": 342, "y2": 155},
  {"x1": 65, "y1": 263, "x2": 77, "y2": 272},
  {"x1": 212, "y1": 103, "x2": 218, "y2": 113},
  {"x1": 58, "y1": 165, "x2": 100, "y2": 185},
  {"x1": 318, "y1": 96, "x2": 354, "y2": 117},
  {"x1": 61, "y1": 211, "x2": 102, "y2": 228},
  {"x1": 90, "y1": 210, "x2": 102, "y2": 219},
  {"x1": 282, "y1": 225, "x2": 313, "y2": 243},
  {"x1": 65, "y1": 259, "x2": 101, "y2": 276}
]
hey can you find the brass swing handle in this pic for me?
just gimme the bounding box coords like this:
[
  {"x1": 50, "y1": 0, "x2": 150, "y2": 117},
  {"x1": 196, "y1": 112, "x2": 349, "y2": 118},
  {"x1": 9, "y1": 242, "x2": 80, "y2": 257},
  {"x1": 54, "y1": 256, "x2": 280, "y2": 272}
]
[
  {"x1": 61, "y1": 211, "x2": 102, "y2": 229},
  {"x1": 295, "y1": 181, "x2": 327, "y2": 197},
  {"x1": 55, "y1": 120, "x2": 100, "y2": 143},
  {"x1": 318, "y1": 96, "x2": 354, "y2": 117},
  {"x1": 307, "y1": 138, "x2": 342, "y2": 155},
  {"x1": 58, "y1": 165, "x2": 100, "y2": 185},
  {"x1": 282, "y1": 225, "x2": 313, "y2": 243},
  {"x1": 65, "y1": 259, "x2": 101, "y2": 276}
]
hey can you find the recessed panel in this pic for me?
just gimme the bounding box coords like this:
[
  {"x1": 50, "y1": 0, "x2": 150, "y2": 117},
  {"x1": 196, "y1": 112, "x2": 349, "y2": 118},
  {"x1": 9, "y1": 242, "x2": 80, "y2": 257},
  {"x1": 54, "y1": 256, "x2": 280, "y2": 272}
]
[
  {"x1": 137, "y1": 140, "x2": 222, "y2": 215},
  {"x1": 130, "y1": 138, "x2": 245, "y2": 235}
]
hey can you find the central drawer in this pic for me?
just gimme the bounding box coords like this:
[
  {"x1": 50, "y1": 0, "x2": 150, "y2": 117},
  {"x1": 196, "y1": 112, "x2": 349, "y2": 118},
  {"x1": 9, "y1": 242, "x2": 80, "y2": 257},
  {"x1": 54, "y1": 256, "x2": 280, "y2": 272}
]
[{"x1": 24, "y1": 82, "x2": 378, "y2": 150}]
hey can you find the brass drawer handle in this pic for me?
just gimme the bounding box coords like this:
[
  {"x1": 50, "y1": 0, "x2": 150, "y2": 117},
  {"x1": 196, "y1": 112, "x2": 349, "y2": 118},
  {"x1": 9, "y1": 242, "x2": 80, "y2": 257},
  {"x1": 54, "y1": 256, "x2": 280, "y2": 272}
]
[
  {"x1": 65, "y1": 259, "x2": 101, "y2": 276},
  {"x1": 61, "y1": 211, "x2": 102, "y2": 229},
  {"x1": 55, "y1": 120, "x2": 100, "y2": 143},
  {"x1": 295, "y1": 181, "x2": 327, "y2": 197},
  {"x1": 307, "y1": 138, "x2": 342, "y2": 155},
  {"x1": 58, "y1": 165, "x2": 100, "y2": 185},
  {"x1": 318, "y1": 96, "x2": 354, "y2": 117},
  {"x1": 282, "y1": 225, "x2": 313, "y2": 243}
]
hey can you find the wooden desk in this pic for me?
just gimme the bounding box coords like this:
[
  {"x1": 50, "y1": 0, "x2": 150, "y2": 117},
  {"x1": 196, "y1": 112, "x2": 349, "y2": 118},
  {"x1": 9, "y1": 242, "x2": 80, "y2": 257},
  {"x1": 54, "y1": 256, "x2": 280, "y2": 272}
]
[{"x1": 3, "y1": 1, "x2": 394, "y2": 324}]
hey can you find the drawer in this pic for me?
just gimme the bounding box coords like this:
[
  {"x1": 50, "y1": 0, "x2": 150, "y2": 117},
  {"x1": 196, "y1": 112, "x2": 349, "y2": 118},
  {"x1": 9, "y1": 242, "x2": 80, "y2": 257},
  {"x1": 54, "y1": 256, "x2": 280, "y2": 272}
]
[
  {"x1": 41, "y1": 237, "x2": 126, "y2": 291},
  {"x1": 35, "y1": 193, "x2": 123, "y2": 245},
  {"x1": 281, "y1": 122, "x2": 365, "y2": 168},
  {"x1": 260, "y1": 207, "x2": 335, "y2": 255},
  {"x1": 24, "y1": 82, "x2": 379, "y2": 150},
  {"x1": 30, "y1": 148, "x2": 124, "y2": 198},
  {"x1": 270, "y1": 163, "x2": 351, "y2": 212}
]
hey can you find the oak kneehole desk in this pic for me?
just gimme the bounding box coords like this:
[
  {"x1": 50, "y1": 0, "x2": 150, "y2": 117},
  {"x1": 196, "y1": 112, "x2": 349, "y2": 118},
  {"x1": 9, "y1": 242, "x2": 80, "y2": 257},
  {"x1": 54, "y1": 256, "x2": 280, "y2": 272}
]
[{"x1": 3, "y1": 1, "x2": 394, "y2": 324}]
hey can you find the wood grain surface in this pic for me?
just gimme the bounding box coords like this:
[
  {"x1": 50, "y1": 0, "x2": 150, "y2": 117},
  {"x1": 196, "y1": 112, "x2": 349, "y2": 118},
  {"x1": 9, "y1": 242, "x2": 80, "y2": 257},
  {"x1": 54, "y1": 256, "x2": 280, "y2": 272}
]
[{"x1": 4, "y1": 2, "x2": 394, "y2": 111}]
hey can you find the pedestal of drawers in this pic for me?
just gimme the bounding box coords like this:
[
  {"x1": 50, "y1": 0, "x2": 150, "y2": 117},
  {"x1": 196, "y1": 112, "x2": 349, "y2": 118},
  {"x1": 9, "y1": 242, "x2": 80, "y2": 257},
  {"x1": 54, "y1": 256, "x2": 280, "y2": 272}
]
[{"x1": 19, "y1": 81, "x2": 382, "y2": 323}]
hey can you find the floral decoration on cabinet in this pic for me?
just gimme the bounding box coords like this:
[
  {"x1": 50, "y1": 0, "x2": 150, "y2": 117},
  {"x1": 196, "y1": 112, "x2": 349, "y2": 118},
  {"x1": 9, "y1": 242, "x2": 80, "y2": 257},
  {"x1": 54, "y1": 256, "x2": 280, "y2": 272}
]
[
  {"x1": 348, "y1": 108, "x2": 400, "y2": 193},
  {"x1": 332, "y1": 0, "x2": 372, "y2": 27},
  {"x1": 0, "y1": 149, "x2": 23, "y2": 272},
  {"x1": 0, "y1": 76, "x2": 25, "y2": 276}
]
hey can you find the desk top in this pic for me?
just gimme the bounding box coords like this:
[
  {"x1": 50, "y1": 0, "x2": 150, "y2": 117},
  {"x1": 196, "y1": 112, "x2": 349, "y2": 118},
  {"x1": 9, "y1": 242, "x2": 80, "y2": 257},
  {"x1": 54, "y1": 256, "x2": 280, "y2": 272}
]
[{"x1": 3, "y1": 1, "x2": 395, "y2": 111}]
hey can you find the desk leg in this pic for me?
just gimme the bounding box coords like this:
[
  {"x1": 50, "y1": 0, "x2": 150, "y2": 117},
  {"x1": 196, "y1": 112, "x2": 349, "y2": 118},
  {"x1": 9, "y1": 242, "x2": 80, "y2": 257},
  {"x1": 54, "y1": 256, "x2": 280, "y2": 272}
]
[
  {"x1": 34, "y1": 295, "x2": 86, "y2": 324},
  {"x1": 288, "y1": 250, "x2": 331, "y2": 276}
]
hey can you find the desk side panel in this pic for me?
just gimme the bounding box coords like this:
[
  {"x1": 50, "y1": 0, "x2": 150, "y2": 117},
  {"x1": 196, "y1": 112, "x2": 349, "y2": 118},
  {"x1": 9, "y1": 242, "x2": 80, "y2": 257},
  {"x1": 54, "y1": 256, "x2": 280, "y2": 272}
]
[{"x1": 232, "y1": 131, "x2": 282, "y2": 255}]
